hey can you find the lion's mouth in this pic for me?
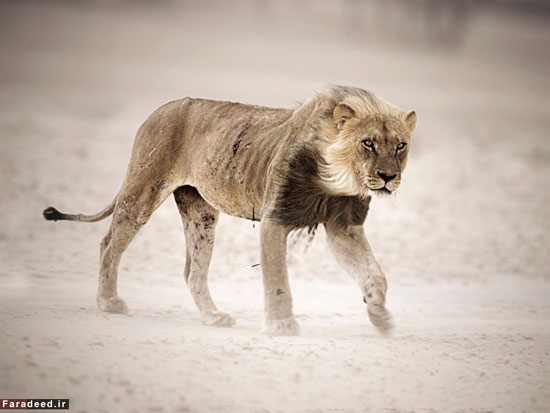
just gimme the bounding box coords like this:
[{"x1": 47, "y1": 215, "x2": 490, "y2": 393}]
[{"x1": 372, "y1": 187, "x2": 392, "y2": 195}]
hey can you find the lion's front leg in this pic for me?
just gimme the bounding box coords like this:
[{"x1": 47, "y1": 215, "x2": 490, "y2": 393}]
[
  {"x1": 325, "y1": 223, "x2": 393, "y2": 334},
  {"x1": 260, "y1": 220, "x2": 300, "y2": 336}
]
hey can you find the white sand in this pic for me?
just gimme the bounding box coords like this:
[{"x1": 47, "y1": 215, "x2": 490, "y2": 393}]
[{"x1": 1, "y1": 2, "x2": 549, "y2": 412}]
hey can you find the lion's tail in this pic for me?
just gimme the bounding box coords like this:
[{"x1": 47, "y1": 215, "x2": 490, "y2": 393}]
[{"x1": 43, "y1": 195, "x2": 117, "y2": 223}]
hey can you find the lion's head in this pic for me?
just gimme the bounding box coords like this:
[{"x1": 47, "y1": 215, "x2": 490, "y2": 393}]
[{"x1": 319, "y1": 87, "x2": 417, "y2": 198}]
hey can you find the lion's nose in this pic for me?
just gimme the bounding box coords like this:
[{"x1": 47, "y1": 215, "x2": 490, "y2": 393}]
[{"x1": 377, "y1": 172, "x2": 397, "y2": 182}]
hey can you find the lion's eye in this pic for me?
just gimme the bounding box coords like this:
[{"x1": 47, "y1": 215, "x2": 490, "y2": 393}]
[
  {"x1": 396, "y1": 142, "x2": 407, "y2": 150},
  {"x1": 362, "y1": 139, "x2": 374, "y2": 150}
]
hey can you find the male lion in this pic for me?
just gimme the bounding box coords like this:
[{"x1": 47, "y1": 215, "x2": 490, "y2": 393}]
[{"x1": 43, "y1": 86, "x2": 416, "y2": 336}]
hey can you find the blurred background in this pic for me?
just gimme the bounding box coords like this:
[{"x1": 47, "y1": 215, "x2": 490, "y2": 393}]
[{"x1": 0, "y1": 1, "x2": 549, "y2": 411}]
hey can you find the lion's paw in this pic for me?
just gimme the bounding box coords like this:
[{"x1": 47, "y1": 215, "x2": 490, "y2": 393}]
[
  {"x1": 264, "y1": 316, "x2": 301, "y2": 336},
  {"x1": 364, "y1": 277, "x2": 388, "y2": 306},
  {"x1": 97, "y1": 295, "x2": 129, "y2": 314},
  {"x1": 367, "y1": 304, "x2": 393, "y2": 335},
  {"x1": 202, "y1": 311, "x2": 236, "y2": 327}
]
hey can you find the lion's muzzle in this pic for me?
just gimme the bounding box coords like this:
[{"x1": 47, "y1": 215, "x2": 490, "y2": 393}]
[{"x1": 377, "y1": 171, "x2": 397, "y2": 183}]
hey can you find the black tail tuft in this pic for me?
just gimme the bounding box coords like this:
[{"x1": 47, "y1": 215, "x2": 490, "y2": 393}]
[{"x1": 43, "y1": 206, "x2": 64, "y2": 222}]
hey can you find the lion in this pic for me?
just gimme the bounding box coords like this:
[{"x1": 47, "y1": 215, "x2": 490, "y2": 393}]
[{"x1": 43, "y1": 86, "x2": 416, "y2": 336}]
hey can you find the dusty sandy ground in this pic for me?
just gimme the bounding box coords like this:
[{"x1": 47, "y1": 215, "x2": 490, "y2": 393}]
[{"x1": 1, "y1": 1, "x2": 549, "y2": 412}]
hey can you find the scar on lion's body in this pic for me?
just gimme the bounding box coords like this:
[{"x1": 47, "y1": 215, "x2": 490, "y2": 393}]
[
  {"x1": 232, "y1": 122, "x2": 251, "y2": 156},
  {"x1": 151, "y1": 180, "x2": 166, "y2": 193},
  {"x1": 202, "y1": 213, "x2": 216, "y2": 230}
]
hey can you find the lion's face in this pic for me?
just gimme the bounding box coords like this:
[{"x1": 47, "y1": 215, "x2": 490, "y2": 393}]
[
  {"x1": 351, "y1": 116, "x2": 412, "y2": 195},
  {"x1": 321, "y1": 103, "x2": 417, "y2": 198}
]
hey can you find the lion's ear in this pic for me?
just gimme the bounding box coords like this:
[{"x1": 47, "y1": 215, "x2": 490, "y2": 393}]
[
  {"x1": 333, "y1": 104, "x2": 356, "y2": 130},
  {"x1": 405, "y1": 111, "x2": 417, "y2": 133}
]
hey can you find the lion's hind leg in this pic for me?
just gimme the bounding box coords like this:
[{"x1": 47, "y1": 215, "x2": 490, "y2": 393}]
[
  {"x1": 97, "y1": 179, "x2": 174, "y2": 314},
  {"x1": 173, "y1": 186, "x2": 235, "y2": 328}
]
